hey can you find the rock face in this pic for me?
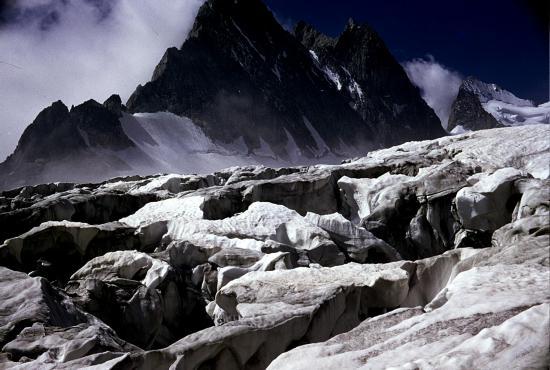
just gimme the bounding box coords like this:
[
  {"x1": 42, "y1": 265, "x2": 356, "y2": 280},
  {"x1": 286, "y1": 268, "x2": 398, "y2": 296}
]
[
  {"x1": 294, "y1": 20, "x2": 444, "y2": 146},
  {"x1": 128, "y1": 2, "x2": 443, "y2": 151},
  {"x1": 0, "y1": 124, "x2": 548, "y2": 369},
  {"x1": 0, "y1": 98, "x2": 150, "y2": 190},
  {"x1": 447, "y1": 76, "x2": 550, "y2": 133},
  {"x1": 447, "y1": 78, "x2": 501, "y2": 133},
  {"x1": 0, "y1": 0, "x2": 444, "y2": 190},
  {"x1": 127, "y1": 0, "x2": 373, "y2": 156}
]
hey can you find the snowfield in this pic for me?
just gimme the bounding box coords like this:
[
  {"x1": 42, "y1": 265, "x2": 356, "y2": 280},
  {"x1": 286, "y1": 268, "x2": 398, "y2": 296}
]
[{"x1": 0, "y1": 124, "x2": 548, "y2": 369}]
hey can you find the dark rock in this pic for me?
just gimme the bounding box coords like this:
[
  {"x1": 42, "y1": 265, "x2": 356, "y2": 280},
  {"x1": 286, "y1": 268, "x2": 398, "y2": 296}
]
[
  {"x1": 0, "y1": 99, "x2": 143, "y2": 190},
  {"x1": 103, "y1": 94, "x2": 126, "y2": 116},
  {"x1": 127, "y1": 0, "x2": 443, "y2": 156},
  {"x1": 447, "y1": 77, "x2": 501, "y2": 132},
  {"x1": 295, "y1": 20, "x2": 445, "y2": 146},
  {"x1": 126, "y1": 0, "x2": 377, "y2": 158}
]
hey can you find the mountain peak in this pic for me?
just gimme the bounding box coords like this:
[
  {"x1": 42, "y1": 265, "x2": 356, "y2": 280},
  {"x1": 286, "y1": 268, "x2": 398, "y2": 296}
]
[
  {"x1": 16, "y1": 100, "x2": 70, "y2": 150},
  {"x1": 294, "y1": 20, "x2": 336, "y2": 50},
  {"x1": 448, "y1": 76, "x2": 547, "y2": 133},
  {"x1": 188, "y1": 0, "x2": 278, "y2": 43},
  {"x1": 346, "y1": 17, "x2": 357, "y2": 30},
  {"x1": 461, "y1": 76, "x2": 533, "y2": 107},
  {"x1": 103, "y1": 94, "x2": 125, "y2": 117}
]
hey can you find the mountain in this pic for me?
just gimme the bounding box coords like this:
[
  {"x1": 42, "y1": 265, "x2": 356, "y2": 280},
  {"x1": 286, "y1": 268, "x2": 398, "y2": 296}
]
[
  {"x1": 0, "y1": 0, "x2": 444, "y2": 190},
  {"x1": 294, "y1": 19, "x2": 444, "y2": 145},
  {"x1": 0, "y1": 97, "x2": 153, "y2": 188},
  {"x1": 448, "y1": 77, "x2": 550, "y2": 133},
  {"x1": 126, "y1": 0, "x2": 443, "y2": 148}
]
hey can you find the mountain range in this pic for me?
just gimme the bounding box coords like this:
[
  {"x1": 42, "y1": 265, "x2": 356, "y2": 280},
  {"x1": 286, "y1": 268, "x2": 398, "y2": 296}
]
[{"x1": 0, "y1": 0, "x2": 546, "y2": 190}]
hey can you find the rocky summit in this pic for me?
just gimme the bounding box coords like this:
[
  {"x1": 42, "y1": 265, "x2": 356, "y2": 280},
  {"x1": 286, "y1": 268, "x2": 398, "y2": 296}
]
[{"x1": 0, "y1": 124, "x2": 548, "y2": 369}]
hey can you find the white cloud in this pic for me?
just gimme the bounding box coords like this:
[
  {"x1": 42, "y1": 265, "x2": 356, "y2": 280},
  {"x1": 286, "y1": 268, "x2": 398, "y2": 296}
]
[
  {"x1": 403, "y1": 56, "x2": 463, "y2": 130},
  {"x1": 0, "y1": 0, "x2": 204, "y2": 160}
]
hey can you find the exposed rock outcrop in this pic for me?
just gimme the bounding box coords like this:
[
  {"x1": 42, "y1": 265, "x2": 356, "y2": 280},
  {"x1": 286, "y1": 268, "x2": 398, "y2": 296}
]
[
  {"x1": 294, "y1": 19, "x2": 445, "y2": 146},
  {"x1": 447, "y1": 78, "x2": 501, "y2": 133},
  {"x1": 0, "y1": 99, "x2": 147, "y2": 190},
  {"x1": 447, "y1": 76, "x2": 549, "y2": 133}
]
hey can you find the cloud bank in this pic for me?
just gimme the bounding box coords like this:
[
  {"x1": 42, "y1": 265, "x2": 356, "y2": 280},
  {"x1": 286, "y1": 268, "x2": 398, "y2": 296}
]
[
  {"x1": 0, "y1": 0, "x2": 204, "y2": 160},
  {"x1": 403, "y1": 56, "x2": 463, "y2": 130}
]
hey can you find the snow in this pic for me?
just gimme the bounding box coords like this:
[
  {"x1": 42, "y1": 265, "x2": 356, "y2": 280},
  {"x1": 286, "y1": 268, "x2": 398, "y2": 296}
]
[
  {"x1": 223, "y1": 135, "x2": 249, "y2": 155},
  {"x1": 128, "y1": 174, "x2": 185, "y2": 194},
  {"x1": 120, "y1": 112, "x2": 262, "y2": 174},
  {"x1": 118, "y1": 111, "x2": 348, "y2": 176},
  {"x1": 271, "y1": 64, "x2": 282, "y2": 82},
  {"x1": 462, "y1": 77, "x2": 550, "y2": 127},
  {"x1": 302, "y1": 116, "x2": 330, "y2": 157},
  {"x1": 338, "y1": 173, "x2": 411, "y2": 223},
  {"x1": 165, "y1": 202, "x2": 335, "y2": 256},
  {"x1": 309, "y1": 50, "x2": 320, "y2": 63},
  {"x1": 420, "y1": 264, "x2": 549, "y2": 324},
  {"x1": 70, "y1": 250, "x2": 170, "y2": 290},
  {"x1": 77, "y1": 127, "x2": 91, "y2": 147},
  {"x1": 216, "y1": 251, "x2": 290, "y2": 292},
  {"x1": 415, "y1": 303, "x2": 550, "y2": 370},
  {"x1": 483, "y1": 100, "x2": 550, "y2": 126},
  {"x1": 268, "y1": 264, "x2": 549, "y2": 370},
  {"x1": 305, "y1": 212, "x2": 401, "y2": 262},
  {"x1": 348, "y1": 79, "x2": 364, "y2": 100},
  {"x1": 217, "y1": 261, "x2": 411, "y2": 322},
  {"x1": 353, "y1": 124, "x2": 550, "y2": 180},
  {"x1": 283, "y1": 128, "x2": 303, "y2": 162},
  {"x1": 323, "y1": 66, "x2": 342, "y2": 90},
  {"x1": 445, "y1": 125, "x2": 550, "y2": 179},
  {"x1": 119, "y1": 196, "x2": 204, "y2": 228},
  {"x1": 462, "y1": 167, "x2": 522, "y2": 194},
  {"x1": 449, "y1": 124, "x2": 471, "y2": 135},
  {"x1": 463, "y1": 78, "x2": 533, "y2": 107},
  {"x1": 254, "y1": 137, "x2": 277, "y2": 159}
]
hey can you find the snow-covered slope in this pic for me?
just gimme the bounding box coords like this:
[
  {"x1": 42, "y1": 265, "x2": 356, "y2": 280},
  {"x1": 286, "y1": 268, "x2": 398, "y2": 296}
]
[
  {"x1": 465, "y1": 77, "x2": 550, "y2": 126},
  {"x1": 119, "y1": 111, "x2": 350, "y2": 176},
  {"x1": 462, "y1": 78, "x2": 534, "y2": 107},
  {"x1": 484, "y1": 100, "x2": 550, "y2": 126},
  {"x1": 448, "y1": 77, "x2": 549, "y2": 133},
  {"x1": 0, "y1": 104, "x2": 357, "y2": 190},
  {"x1": 120, "y1": 112, "x2": 255, "y2": 174}
]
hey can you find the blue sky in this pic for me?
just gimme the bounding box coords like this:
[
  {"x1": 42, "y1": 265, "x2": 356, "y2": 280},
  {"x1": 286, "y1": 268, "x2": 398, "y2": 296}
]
[{"x1": 265, "y1": 0, "x2": 549, "y2": 104}]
